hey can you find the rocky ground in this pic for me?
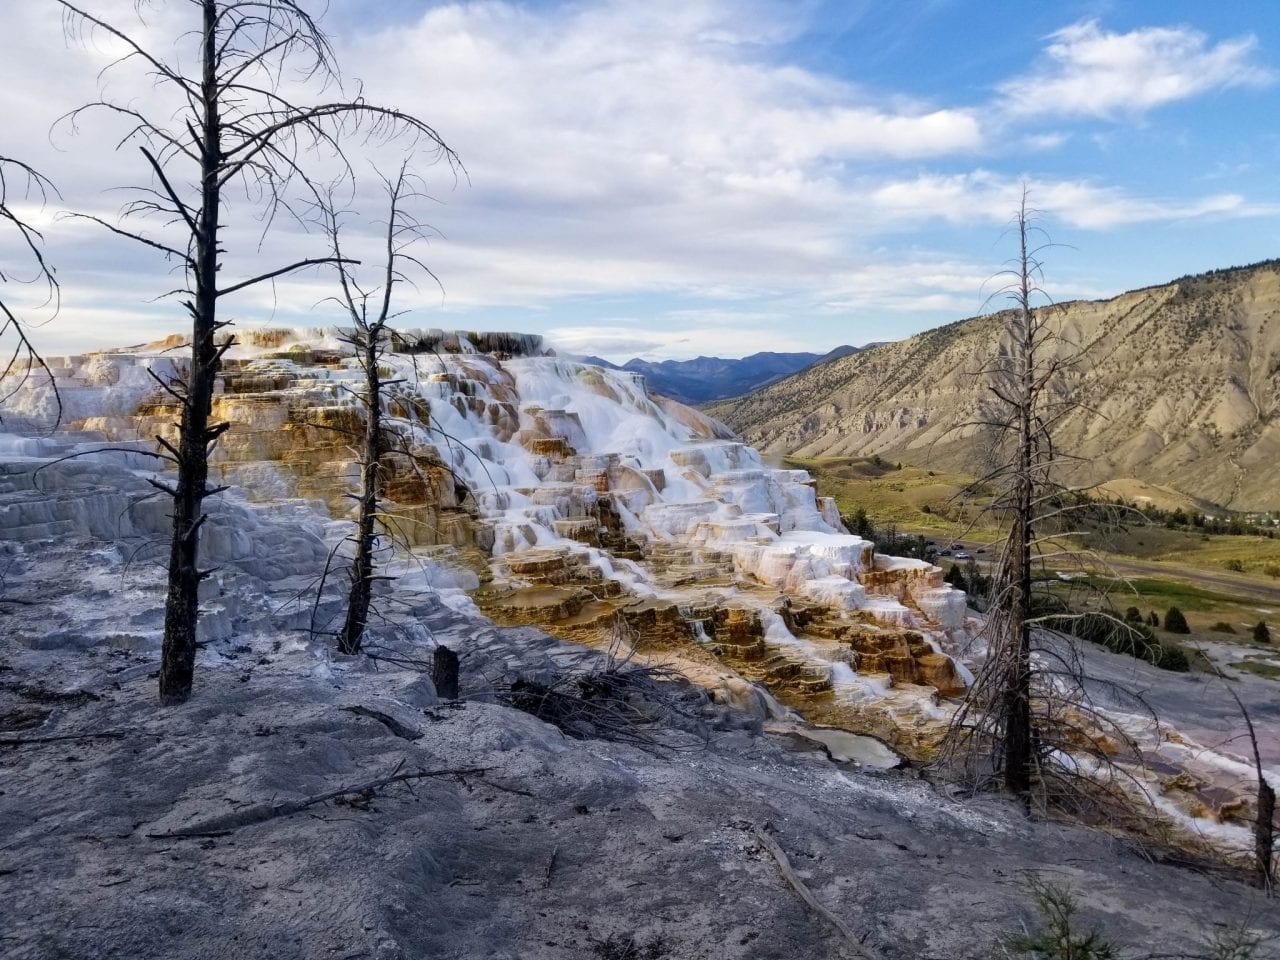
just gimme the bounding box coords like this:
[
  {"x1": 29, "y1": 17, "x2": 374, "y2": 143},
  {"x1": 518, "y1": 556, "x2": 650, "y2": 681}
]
[
  {"x1": 3, "y1": 556, "x2": 1277, "y2": 960},
  {"x1": 2, "y1": 410, "x2": 1277, "y2": 959}
]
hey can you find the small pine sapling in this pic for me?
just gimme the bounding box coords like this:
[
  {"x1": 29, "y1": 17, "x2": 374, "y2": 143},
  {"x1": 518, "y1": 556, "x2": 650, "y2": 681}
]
[{"x1": 1164, "y1": 606, "x2": 1191, "y2": 634}]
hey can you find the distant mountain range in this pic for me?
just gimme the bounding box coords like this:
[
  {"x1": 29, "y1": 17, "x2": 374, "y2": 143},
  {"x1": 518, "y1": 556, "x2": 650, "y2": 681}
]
[
  {"x1": 580, "y1": 345, "x2": 858, "y2": 404},
  {"x1": 709, "y1": 260, "x2": 1280, "y2": 512}
]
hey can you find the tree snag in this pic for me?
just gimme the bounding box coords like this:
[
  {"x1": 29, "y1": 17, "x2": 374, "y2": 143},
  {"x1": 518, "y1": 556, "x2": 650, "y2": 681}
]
[
  {"x1": 317, "y1": 165, "x2": 442, "y2": 655},
  {"x1": 57, "y1": 0, "x2": 457, "y2": 703},
  {"x1": 0, "y1": 157, "x2": 61, "y2": 425}
]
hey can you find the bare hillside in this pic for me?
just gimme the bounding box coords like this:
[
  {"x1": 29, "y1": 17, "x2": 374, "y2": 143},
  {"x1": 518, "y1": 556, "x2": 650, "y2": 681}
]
[{"x1": 710, "y1": 261, "x2": 1280, "y2": 511}]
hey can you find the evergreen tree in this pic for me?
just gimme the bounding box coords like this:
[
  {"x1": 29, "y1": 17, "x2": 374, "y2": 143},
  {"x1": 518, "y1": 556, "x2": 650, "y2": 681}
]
[
  {"x1": 1254, "y1": 621, "x2": 1271, "y2": 644},
  {"x1": 945, "y1": 564, "x2": 968, "y2": 591},
  {"x1": 1165, "y1": 607, "x2": 1191, "y2": 634},
  {"x1": 847, "y1": 507, "x2": 874, "y2": 539}
]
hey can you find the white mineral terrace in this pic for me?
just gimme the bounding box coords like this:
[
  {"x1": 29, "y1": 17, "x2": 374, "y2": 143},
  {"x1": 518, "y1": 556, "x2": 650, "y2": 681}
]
[{"x1": 0, "y1": 328, "x2": 1274, "y2": 858}]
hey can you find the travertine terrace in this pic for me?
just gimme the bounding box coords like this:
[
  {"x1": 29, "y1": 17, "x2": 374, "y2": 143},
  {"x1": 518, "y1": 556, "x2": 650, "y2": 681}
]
[{"x1": 1, "y1": 328, "x2": 1272, "y2": 854}]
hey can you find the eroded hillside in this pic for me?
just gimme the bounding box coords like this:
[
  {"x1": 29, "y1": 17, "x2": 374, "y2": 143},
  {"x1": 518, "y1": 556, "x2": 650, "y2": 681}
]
[{"x1": 710, "y1": 262, "x2": 1280, "y2": 511}]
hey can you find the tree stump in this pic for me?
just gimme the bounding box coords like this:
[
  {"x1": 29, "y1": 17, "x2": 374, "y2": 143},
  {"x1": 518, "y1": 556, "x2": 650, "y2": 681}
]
[{"x1": 433, "y1": 646, "x2": 460, "y2": 700}]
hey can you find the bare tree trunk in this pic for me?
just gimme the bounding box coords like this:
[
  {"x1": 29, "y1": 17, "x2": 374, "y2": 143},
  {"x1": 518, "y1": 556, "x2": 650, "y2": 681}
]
[
  {"x1": 159, "y1": 0, "x2": 224, "y2": 705},
  {"x1": 323, "y1": 165, "x2": 436, "y2": 655},
  {"x1": 339, "y1": 328, "x2": 383, "y2": 655},
  {"x1": 433, "y1": 646, "x2": 460, "y2": 700},
  {"x1": 1003, "y1": 205, "x2": 1036, "y2": 799},
  {"x1": 1257, "y1": 777, "x2": 1275, "y2": 891}
]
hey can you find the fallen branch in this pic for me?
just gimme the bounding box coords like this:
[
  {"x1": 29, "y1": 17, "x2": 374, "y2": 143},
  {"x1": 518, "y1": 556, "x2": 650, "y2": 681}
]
[
  {"x1": 146, "y1": 764, "x2": 491, "y2": 839},
  {"x1": 544, "y1": 845, "x2": 558, "y2": 888},
  {"x1": 340, "y1": 705, "x2": 423, "y2": 741},
  {"x1": 752, "y1": 824, "x2": 879, "y2": 960}
]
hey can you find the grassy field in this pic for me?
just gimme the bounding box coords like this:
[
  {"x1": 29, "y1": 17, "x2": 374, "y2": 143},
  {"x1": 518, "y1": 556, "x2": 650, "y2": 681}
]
[
  {"x1": 1049, "y1": 574, "x2": 1274, "y2": 645},
  {"x1": 797, "y1": 455, "x2": 1280, "y2": 672},
  {"x1": 1092, "y1": 477, "x2": 1217, "y2": 514},
  {"x1": 1232, "y1": 657, "x2": 1280, "y2": 679},
  {"x1": 1079, "y1": 524, "x2": 1280, "y2": 576},
  {"x1": 782, "y1": 455, "x2": 1006, "y2": 545},
  {"x1": 796, "y1": 453, "x2": 1280, "y2": 577}
]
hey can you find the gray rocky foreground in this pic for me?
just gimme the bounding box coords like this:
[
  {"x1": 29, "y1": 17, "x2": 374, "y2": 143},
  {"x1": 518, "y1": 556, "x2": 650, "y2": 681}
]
[
  {"x1": 2, "y1": 451, "x2": 1277, "y2": 959},
  {"x1": 4, "y1": 599, "x2": 1277, "y2": 959}
]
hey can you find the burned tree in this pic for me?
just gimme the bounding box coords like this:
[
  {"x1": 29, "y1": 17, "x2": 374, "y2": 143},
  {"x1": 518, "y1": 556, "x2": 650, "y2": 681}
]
[
  {"x1": 0, "y1": 157, "x2": 60, "y2": 423},
  {"x1": 318, "y1": 166, "x2": 438, "y2": 655},
  {"x1": 57, "y1": 1, "x2": 456, "y2": 704},
  {"x1": 991, "y1": 191, "x2": 1043, "y2": 799},
  {"x1": 941, "y1": 190, "x2": 1133, "y2": 806}
]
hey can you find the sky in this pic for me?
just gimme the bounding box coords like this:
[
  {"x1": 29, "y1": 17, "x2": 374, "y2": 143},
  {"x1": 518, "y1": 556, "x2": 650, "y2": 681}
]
[{"x1": 2, "y1": 0, "x2": 1279, "y2": 361}]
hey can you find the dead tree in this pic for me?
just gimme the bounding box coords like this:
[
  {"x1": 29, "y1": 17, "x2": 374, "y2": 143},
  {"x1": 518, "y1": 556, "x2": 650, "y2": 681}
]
[
  {"x1": 1235, "y1": 687, "x2": 1276, "y2": 892},
  {"x1": 1199, "y1": 653, "x2": 1276, "y2": 891},
  {"x1": 944, "y1": 189, "x2": 1058, "y2": 800},
  {"x1": 941, "y1": 189, "x2": 1133, "y2": 807},
  {"x1": 999, "y1": 193, "x2": 1040, "y2": 798},
  {"x1": 318, "y1": 166, "x2": 438, "y2": 654},
  {"x1": 0, "y1": 157, "x2": 60, "y2": 423},
  {"x1": 57, "y1": 1, "x2": 457, "y2": 704}
]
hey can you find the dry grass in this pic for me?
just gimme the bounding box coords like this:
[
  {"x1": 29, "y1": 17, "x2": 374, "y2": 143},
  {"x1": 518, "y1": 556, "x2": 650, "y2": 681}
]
[
  {"x1": 783, "y1": 455, "x2": 1005, "y2": 544},
  {"x1": 799, "y1": 455, "x2": 1280, "y2": 579},
  {"x1": 1082, "y1": 525, "x2": 1280, "y2": 574}
]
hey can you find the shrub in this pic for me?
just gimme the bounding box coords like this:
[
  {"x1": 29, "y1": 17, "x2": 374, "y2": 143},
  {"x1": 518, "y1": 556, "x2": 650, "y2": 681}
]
[
  {"x1": 1211, "y1": 621, "x2": 1237, "y2": 634},
  {"x1": 944, "y1": 564, "x2": 967, "y2": 591},
  {"x1": 1264, "y1": 562, "x2": 1280, "y2": 579},
  {"x1": 1123, "y1": 606, "x2": 1143, "y2": 623},
  {"x1": 1255, "y1": 621, "x2": 1272, "y2": 644},
  {"x1": 1147, "y1": 611, "x2": 1160, "y2": 627},
  {"x1": 846, "y1": 507, "x2": 874, "y2": 539},
  {"x1": 996, "y1": 878, "x2": 1266, "y2": 959},
  {"x1": 1055, "y1": 612, "x2": 1191, "y2": 672},
  {"x1": 1224, "y1": 558, "x2": 1246, "y2": 573},
  {"x1": 1165, "y1": 606, "x2": 1191, "y2": 634},
  {"x1": 998, "y1": 877, "x2": 1118, "y2": 959}
]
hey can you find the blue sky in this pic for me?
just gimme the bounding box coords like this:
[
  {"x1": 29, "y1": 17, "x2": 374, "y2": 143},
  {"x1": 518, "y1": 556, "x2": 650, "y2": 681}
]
[{"x1": 3, "y1": 0, "x2": 1279, "y2": 360}]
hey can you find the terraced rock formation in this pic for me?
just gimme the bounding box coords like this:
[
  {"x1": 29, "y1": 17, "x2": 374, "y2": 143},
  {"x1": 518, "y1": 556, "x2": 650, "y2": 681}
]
[
  {"x1": 2, "y1": 327, "x2": 1273, "y2": 854},
  {"x1": 2, "y1": 328, "x2": 968, "y2": 756}
]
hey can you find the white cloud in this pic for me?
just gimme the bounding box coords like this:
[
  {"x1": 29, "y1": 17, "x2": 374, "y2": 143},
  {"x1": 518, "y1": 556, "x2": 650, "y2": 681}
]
[
  {"x1": 1, "y1": 2, "x2": 1276, "y2": 359},
  {"x1": 866, "y1": 171, "x2": 1266, "y2": 230},
  {"x1": 546, "y1": 314, "x2": 814, "y2": 362},
  {"x1": 1023, "y1": 132, "x2": 1070, "y2": 151},
  {"x1": 999, "y1": 20, "x2": 1273, "y2": 120},
  {"x1": 815, "y1": 259, "x2": 990, "y2": 317}
]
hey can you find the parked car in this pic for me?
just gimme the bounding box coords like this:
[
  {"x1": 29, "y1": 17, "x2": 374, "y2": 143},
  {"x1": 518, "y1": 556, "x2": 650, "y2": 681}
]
[
  {"x1": 953, "y1": 551, "x2": 972, "y2": 560},
  {"x1": 938, "y1": 549, "x2": 952, "y2": 557}
]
